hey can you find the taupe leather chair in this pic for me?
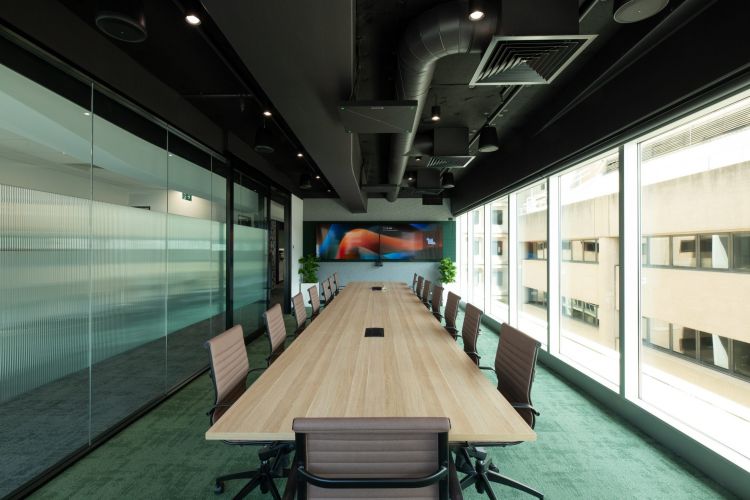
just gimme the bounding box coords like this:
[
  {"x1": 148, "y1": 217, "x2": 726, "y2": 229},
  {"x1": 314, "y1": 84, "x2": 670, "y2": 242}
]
[
  {"x1": 412, "y1": 273, "x2": 418, "y2": 292},
  {"x1": 457, "y1": 324, "x2": 543, "y2": 499},
  {"x1": 422, "y1": 280, "x2": 432, "y2": 309},
  {"x1": 443, "y1": 292, "x2": 461, "y2": 340},
  {"x1": 431, "y1": 285, "x2": 444, "y2": 321},
  {"x1": 461, "y1": 303, "x2": 483, "y2": 366},
  {"x1": 329, "y1": 275, "x2": 338, "y2": 296},
  {"x1": 416, "y1": 276, "x2": 425, "y2": 300},
  {"x1": 292, "y1": 292, "x2": 308, "y2": 336},
  {"x1": 263, "y1": 303, "x2": 287, "y2": 366},
  {"x1": 308, "y1": 285, "x2": 321, "y2": 320},
  {"x1": 205, "y1": 325, "x2": 292, "y2": 497},
  {"x1": 283, "y1": 417, "x2": 463, "y2": 499},
  {"x1": 322, "y1": 279, "x2": 333, "y2": 305},
  {"x1": 333, "y1": 272, "x2": 344, "y2": 294}
]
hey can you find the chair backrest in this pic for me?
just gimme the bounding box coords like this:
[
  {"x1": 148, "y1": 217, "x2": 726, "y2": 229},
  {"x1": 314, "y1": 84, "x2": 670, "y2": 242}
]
[
  {"x1": 431, "y1": 285, "x2": 444, "y2": 314},
  {"x1": 444, "y1": 292, "x2": 460, "y2": 330},
  {"x1": 263, "y1": 303, "x2": 287, "y2": 363},
  {"x1": 496, "y1": 324, "x2": 541, "y2": 428},
  {"x1": 334, "y1": 272, "x2": 342, "y2": 290},
  {"x1": 205, "y1": 325, "x2": 248, "y2": 424},
  {"x1": 412, "y1": 272, "x2": 418, "y2": 290},
  {"x1": 422, "y1": 280, "x2": 431, "y2": 302},
  {"x1": 308, "y1": 285, "x2": 320, "y2": 314},
  {"x1": 322, "y1": 279, "x2": 332, "y2": 303},
  {"x1": 292, "y1": 417, "x2": 451, "y2": 499},
  {"x1": 330, "y1": 275, "x2": 338, "y2": 295},
  {"x1": 292, "y1": 292, "x2": 307, "y2": 329},
  {"x1": 461, "y1": 303, "x2": 483, "y2": 365},
  {"x1": 416, "y1": 276, "x2": 424, "y2": 299}
]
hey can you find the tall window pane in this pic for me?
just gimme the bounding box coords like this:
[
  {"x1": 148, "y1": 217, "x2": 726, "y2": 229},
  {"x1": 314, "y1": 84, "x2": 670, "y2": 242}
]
[
  {"x1": 639, "y1": 94, "x2": 750, "y2": 461},
  {"x1": 559, "y1": 152, "x2": 619, "y2": 387},
  {"x1": 516, "y1": 181, "x2": 548, "y2": 346},
  {"x1": 471, "y1": 207, "x2": 485, "y2": 309},
  {"x1": 489, "y1": 197, "x2": 509, "y2": 322}
]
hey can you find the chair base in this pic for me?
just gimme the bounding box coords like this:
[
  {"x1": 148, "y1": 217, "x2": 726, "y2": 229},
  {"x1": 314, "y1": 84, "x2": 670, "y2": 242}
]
[
  {"x1": 456, "y1": 447, "x2": 543, "y2": 500},
  {"x1": 215, "y1": 443, "x2": 293, "y2": 500}
]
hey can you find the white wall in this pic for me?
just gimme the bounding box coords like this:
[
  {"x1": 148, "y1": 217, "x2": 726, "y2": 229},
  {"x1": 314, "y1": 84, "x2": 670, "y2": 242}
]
[
  {"x1": 304, "y1": 198, "x2": 452, "y2": 285},
  {"x1": 290, "y1": 195, "x2": 304, "y2": 302}
]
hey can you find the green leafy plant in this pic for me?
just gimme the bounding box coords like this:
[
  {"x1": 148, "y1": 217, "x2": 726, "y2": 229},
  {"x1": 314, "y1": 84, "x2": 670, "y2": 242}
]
[
  {"x1": 438, "y1": 257, "x2": 456, "y2": 284},
  {"x1": 298, "y1": 254, "x2": 320, "y2": 283}
]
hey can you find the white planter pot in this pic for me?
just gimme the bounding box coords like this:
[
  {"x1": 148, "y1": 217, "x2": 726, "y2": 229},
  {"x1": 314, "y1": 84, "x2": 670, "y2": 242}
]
[{"x1": 300, "y1": 282, "x2": 318, "y2": 296}]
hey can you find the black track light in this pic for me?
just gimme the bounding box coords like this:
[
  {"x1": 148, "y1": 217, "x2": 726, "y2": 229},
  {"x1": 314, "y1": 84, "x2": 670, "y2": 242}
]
[
  {"x1": 614, "y1": 0, "x2": 669, "y2": 23},
  {"x1": 442, "y1": 172, "x2": 456, "y2": 189},
  {"x1": 253, "y1": 121, "x2": 275, "y2": 154},
  {"x1": 431, "y1": 105, "x2": 441, "y2": 122},
  {"x1": 477, "y1": 125, "x2": 499, "y2": 153},
  {"x1": 299, "y1": 174, "x2": 312, "y2": 190}
]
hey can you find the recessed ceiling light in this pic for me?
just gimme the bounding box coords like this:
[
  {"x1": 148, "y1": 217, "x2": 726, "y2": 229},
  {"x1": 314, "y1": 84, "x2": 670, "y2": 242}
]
[
  {"x1": 407, "y1": 176, "x2": 414, "y2": 181},
  {"x1": 415, "y1": 156, "x2": 422, "y2": 162},
  {"x1": 83, "y1": 111, "x2": 91, "y2": 116},
  {"x1": 297, "y1": 152, "x2": 304, "y2": 158},
  {"x1": 468, "y1": 0, "x2": 485, "y2": 21},
  {"x1": 263, "y1": 110, "x2": 272, "y2": 117},
  {"x1": 185, "y1": 14, "x2": 201, "y2": 26},
  {"x1": 315, "y1": 175, "x2": 321, "y2": 180},
  {"x1": 327, "y1": 189, "x2": 331, "y2": 193}
]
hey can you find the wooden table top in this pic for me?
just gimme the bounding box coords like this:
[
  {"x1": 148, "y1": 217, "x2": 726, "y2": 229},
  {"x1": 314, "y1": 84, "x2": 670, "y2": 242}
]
[{"x1": 206, "y1": 281, "x2": 536, "y2": 444}]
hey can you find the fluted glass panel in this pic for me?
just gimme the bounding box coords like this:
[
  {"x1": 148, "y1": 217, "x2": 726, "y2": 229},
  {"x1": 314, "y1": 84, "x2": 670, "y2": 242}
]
[
  {"x1": 0, "y1": 62, "x2": 92, "y2": 497},
  {"x1": 233, "y1": 183, "x2": 267, "y2": 335},
  {"x1": 90, "y1": 109, "x2": 167, "y2": 437}
]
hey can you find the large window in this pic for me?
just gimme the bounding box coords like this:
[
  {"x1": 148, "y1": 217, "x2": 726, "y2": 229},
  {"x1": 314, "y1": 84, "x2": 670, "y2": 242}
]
[
  {"x1": 455, "y1": 90, "x2": 750, "y2": 472},
  {"x1": 639, "y1": 94, "x2": 750, "y2": 462},
  {"x1": 516, "y1": 181, "x2": 548, "y2": 346},
  {"x1": 558, "y1": 151, "x2": 619, "y2": 387}
]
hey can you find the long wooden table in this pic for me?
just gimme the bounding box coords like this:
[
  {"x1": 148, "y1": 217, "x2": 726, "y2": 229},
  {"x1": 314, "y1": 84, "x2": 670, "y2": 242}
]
[{"x1": 206, "y1": 281, "x2": 536, "y2": 444}]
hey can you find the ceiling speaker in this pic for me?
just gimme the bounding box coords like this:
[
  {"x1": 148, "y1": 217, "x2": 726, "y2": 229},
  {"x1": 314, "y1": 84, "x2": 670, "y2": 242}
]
[
  {"x1": 95, "y1": 0, "x2": 147, "y2": 43},
  {"x1": 614, "y1": 0, "x2": 669, "y2": 23}
]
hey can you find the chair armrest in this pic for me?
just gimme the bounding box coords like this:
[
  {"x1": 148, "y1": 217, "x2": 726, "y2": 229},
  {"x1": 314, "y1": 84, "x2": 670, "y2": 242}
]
[
  {"x1": 478, "y1": 365, "x2": 495, "y2": 373},
  {"x1": 206, "y1": 403, "x2": 232, "y2": 417},
  {"x1": 511, "y1": 402, "x2": 540, "y2": 416},
  {"x1": 445, "y1": 326, "x2": 458, "y2": 334}
]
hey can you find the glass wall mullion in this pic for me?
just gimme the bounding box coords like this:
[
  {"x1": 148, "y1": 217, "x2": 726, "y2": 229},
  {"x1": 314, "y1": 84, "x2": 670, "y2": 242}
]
[
  {"x1": 509, "y1": 191, "x2": 518, "y2": 328},
  {"x1": 484, "y1": 203, "x2": 492, "y2": 313},
  {"x1": 548, "y1": 175, "x2": 560, "y2": 354},
  {"x1": 621, "y1": 142, "x2": 640, "y2": 399}
]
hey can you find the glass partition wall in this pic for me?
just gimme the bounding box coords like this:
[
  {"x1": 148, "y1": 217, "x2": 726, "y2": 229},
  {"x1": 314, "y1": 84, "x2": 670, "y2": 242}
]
[
  {"x1": 0, "y1": 49, "x2": 270, "y2": 496},
  {"x1": 456, "y1": 90, "x2": 750, "y2": 472}
]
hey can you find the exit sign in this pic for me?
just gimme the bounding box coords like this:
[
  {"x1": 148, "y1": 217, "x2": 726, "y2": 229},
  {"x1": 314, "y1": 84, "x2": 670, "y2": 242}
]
[{"x1": 181, "y1": 193, "x2": 192, "y2": 201}]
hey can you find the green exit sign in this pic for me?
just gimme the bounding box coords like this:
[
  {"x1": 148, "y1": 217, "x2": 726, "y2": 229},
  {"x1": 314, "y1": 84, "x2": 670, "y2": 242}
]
[{"x1": 181, "y1": 193, "x2": 192, "y2": 201}]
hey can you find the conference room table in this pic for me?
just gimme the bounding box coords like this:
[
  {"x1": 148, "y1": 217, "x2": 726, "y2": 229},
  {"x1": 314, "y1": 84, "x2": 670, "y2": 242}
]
[{"x1": 206, "y1": 281, "x2": 536, "y2": 445}]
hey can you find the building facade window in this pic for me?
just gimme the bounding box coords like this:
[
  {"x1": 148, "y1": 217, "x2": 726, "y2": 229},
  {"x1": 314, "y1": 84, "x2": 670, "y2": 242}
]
[{"x1": 517, "y1": 182, "x2": 548, "y2": 346}]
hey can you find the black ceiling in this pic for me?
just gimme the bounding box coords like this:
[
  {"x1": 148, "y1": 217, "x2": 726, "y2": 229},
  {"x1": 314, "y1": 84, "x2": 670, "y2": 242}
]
[{"x1": 56, "y1": 0, "x2": 333, "y2": 195}]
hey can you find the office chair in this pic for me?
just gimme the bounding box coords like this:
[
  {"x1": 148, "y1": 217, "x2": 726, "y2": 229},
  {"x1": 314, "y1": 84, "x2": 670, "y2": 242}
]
[
  {"x1": 416, "y1": 276, "x2": 425, "y2": 300},
  {"x1": 333, "y1": 272, "x2": 344, "y2": 294},
  {"x1": 431, "y1": 285, "x2": 444, "y2": 321},
  {"x1": 412, "y1": 272, "x2": 418, "y2": 292},
  {"x1": 292, "y1": 292, "x2": 309, "y2": 336},
  {"x1": 263, "y1": 303, "x2": 287, "y2": 366},
  {"x1": 329, "y1": 275, "x2": 338, "y2": 296},
  {"x1": 321, "y1": 278, "x2": 333, "y2": 305},
  {"x1": 205, "y1": 325, "x2": 293, "y2": 498},
  {"x1": 308, "y1": 285, "x2": 321, "y2": 320},
  {"x1": 456, "y1": 324, "x2": 543, "y2": 499},
  {"x1": 461, "y1": 303, "x2": 483, "y2": 366},
  {"x1": 282, "y1": 417, "x2": 463, "y2": 499},
  {"x1": 422, "y1": 280, "x2": 432, "y2": 309},
  {"x1": 443, "y1": 292, "x2": 461, "y2": 340}
]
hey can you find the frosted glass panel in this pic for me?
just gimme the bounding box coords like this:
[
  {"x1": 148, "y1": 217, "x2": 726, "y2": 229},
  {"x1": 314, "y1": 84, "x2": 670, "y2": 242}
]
[
  {"x1": 0, "y1": 62, "x2": 93, "y2": 496},
  {"x1": 233, "y1": 182, "x2": 267, "y2": 334},
  {"x1": 90, "y1": 110, "x2": 167, "y2": 436}
]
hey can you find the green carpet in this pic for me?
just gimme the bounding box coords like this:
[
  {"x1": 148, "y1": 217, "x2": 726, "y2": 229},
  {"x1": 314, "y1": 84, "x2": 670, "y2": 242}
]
[{"x1": 32, "y1": 312, "x2": 735, "y2": 499}]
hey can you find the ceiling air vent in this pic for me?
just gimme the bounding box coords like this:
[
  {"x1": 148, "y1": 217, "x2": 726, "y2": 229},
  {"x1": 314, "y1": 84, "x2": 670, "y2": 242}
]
[
  {"x1": 426, "y1": 156, "x2": 475, "y2": 169},
  {"x1": 469, "y1": 35, "x2": 596, "y2": 86}
]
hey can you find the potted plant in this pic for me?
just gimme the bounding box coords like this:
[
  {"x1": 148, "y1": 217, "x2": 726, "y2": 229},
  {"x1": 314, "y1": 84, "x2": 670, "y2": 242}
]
[
  {"x1": 438, "y1": 257, "x2": 456, "y2": 290},
  {"x1": 298, "y1": 254, "x2": 320, "y2": 295}
]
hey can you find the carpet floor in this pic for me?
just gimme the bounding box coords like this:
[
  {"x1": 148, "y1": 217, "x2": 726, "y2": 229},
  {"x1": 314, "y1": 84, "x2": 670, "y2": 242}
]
[{"x1": 32, "y1": 311, "x2": 735, "y2": 499}]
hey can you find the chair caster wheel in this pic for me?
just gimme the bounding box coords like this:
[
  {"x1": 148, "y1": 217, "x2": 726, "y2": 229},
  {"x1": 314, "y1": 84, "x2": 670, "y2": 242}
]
[
  {"x1": 489, "y1": 463, "x2": 499, "y2": 472},
  {"x1": 214, "y1": 481, "x2": 224, "y2": 494},
  {"x1": 261, "y1": 483, "x2": 268, "y2": 494}
]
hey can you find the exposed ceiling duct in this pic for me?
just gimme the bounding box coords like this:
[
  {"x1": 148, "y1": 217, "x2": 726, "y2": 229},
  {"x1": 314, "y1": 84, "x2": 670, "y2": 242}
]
[
  {"x1": 386, "y1": 1, "x2": 496, "y2": 202},
  {"x1": 386, "y1": 0, "x2": 591, "y2": 202}
]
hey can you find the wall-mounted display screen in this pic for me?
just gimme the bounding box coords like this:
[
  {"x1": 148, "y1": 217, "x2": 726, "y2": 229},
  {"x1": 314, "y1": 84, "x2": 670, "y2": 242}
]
[
  {"x1": 379, "y1": 223, "x2": 443, "y2": 261},
  {"x1": 316, "y1": 223, "x2": 381, "y2": 260},
  {"x1": 315, "y1": 222, "x2": 443, "y2": 261}
]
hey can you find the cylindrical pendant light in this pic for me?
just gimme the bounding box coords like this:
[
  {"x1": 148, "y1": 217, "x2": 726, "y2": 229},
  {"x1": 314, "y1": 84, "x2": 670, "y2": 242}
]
[{"x1": 477, "y1": 125, "x2": 499, "y2": 153}]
